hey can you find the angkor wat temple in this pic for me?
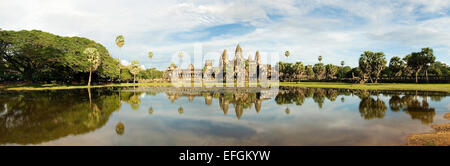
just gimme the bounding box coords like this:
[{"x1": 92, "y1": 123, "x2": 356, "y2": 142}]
[{"x1": 164, "y1": 44, "x2": 273, "y2": 83}]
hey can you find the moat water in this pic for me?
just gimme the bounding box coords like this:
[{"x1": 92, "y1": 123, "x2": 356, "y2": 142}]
[{"x1": 0, "y1": 86, "x2": 449, "y2": 145}]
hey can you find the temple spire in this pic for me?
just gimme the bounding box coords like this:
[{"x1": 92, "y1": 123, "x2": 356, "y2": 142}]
[
  {"x1": 235, "y1": 44, "x2": 243, "y2": 59},
  {"x1": 255, "y1": 51, "x2": 261, "y2": 64},
  {"x1": 235, "y1": 44, "x2": 242, "y2": 54}
]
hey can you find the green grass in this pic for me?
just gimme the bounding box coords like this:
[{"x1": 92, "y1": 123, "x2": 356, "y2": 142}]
[
  {"x1": 1, "y1": 82, "x2": 450, "y2": 92},
  {"x1": 279, "y1": 82, "x2": 450, "y2": 92},
  {"x1": 1, "y1": 83, "x2": 173, "y2": 91}
]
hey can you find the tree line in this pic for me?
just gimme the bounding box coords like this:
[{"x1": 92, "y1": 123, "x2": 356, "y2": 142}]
[
  {"x1": 1, "y1": 29, "x2": 449, "y2": 85},
  {"x1": 0, "y1": 29, "x2": 162, "y2": 84},
  {"x1": 278, "y1": 48, "x2": 449, "y2": 83}
]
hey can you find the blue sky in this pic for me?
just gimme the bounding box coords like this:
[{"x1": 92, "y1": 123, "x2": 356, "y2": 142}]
[{"x1": 1, "y1": 0, "x2": 450, "y2": 69}]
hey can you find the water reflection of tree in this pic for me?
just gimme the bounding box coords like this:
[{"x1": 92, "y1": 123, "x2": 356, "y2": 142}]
[
  {"x1": 151, "y1": 87, "x2": 444, "y2": 122},
  {"x1": 388, "y1": 95, "x2": 405, "y2": 112},
  {"x1": 358, "y1": 96, "x2": 387, "y2": 120},
  {"x1": 0, "y1": 89, "x2": 121, "y2": 144},
  {"x1": 404, "y1": 98, "x2": 435, "y2": 124},
  {"x1": 121, "y1": 91, "x2": 142, "y2": 110},
  {"x1": 326, "y1": 89, "x2": 339, "y2": 102},
  {"x1": 275, "y1": 88, "x2": 305, "y2": 106},
  {"x1": 115, "y1": 122, "x2": 125, "y2": 135},
  {"x1": 285, "y1": 107, "x2": 290, "y2": 114},
  {"x1": 389, "y1": 95, "x2": 436, "y2": 124},
  {"x1": 178, "y1": 106, "x2": 184, "y2": 114},
  {"x1": 313, "y1": 89, "x2": 326, "y2": 108},
  {"x1": 148, "y1": 107, "x2": 154, "y2": 115}
]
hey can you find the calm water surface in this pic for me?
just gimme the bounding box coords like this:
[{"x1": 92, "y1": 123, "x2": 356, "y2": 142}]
[{"x1": 1, "y1": 86, "x2": 449, "y2": 145}]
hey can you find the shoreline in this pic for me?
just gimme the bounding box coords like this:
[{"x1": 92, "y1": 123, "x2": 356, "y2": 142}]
[
  {"x1": 1, "y1": 82, "x2": 450, "y2": 92},
  {"x1": 407, "y1": 113, "x2": 450, "y2": 146}
]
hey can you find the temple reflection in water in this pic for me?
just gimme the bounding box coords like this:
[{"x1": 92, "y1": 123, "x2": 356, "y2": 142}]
[
  {"x1": 164, "y1": 88, "x2": 272, "y2": 119},
  {"x1": 132, "y1": 86, "x2": 445, "y2": 123},
  {"x1": 0, "y1": 86, "x2": 448, "y2": 145}
]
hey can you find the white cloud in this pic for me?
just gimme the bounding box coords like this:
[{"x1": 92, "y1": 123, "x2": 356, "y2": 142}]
[
  {"x1": 1, "y1": 0, "x2": 449, "y2": 69},
  {"x1": 120, "y1": 60, "x2": 130, "y2": 66}
]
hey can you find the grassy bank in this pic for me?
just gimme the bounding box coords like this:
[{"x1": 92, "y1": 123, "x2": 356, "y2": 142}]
[
  {"x1": 279, "y1": 82, "x2": 450, "y2": 92},
  {"x1": 1, "y1": 82, "x2": 450, "y2": 92},
  {"x1": 1, "y1": 83, "x2": 173, "y2": 91}
]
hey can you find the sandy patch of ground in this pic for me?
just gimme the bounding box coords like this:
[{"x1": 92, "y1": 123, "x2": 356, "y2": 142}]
[
  {"x1": 407, "y1": 113, "x2": 450, "y2": 146},
  {"x1": 444, "y1": 113, "x2": 450, "y2": 120}
]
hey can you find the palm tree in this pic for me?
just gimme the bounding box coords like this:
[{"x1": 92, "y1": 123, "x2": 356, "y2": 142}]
[
  {"x1": 148, "y1": 51, "x2": 153, "y2": 80},
  {"x1": 148, "y1": 51, "x2": 153, "y2": 60},
  {"x1": 318, "y1": 55, "x2": 323, "y2": 63},
  {"x1": 285, "y1": 51, "x2": 290, "y2": 58},
  {"x1": 84, "y1": 48, "x2": 101, "y2": 86},
  {"x1": 178, "y1": 51, "x2": 184, "y2": 63},
  {"x1": 129, "y1": 60, "x2": 142, "y2": 83},
  {"x1": 341, "y1": 61, "x2": 345, "y2": 79},
  {"x1": 115, "y1": 35, "x2": 125, "y2": 82}
]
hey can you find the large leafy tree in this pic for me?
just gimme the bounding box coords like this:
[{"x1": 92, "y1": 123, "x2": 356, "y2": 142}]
[
  {"x1": 429, "y1": 61, "x2": 450, "y2": 77},
  {"x1": 293, "y1": 62, "x2": 304, "y2": 81},
  {"x1": 404, "y1": 48, "x2": 436, "y2": 83},
  {"x1": 388, "y1": 56, "x2": 405, "y2": 77},
  {"x1": 371, "y1": 52, "x2": 387, "y2": 83},
  {"x1": 0, "y1": 30, "x2": 118, "y2": 83},
  {"x1": 138, "y1": 68, "x2": 163, "y2": 79},
  {"x1": 277, "y1": 62, "x2": 294, "y2": 82},
  {"x1": 358, "y1": 51, "x2": 387, "y2": 83},
  {"x1": 359, "y1": 51, "x2": 373, "y2": 83},
  {"x1": 313, "y1": 63, "x2": 325, "y2": 80},
  {"x1": 325, "y1": 64, "x2": 339, "y2": 79},
  {"x1": 337, "y1": 66, "x2": 352, "y2": 79},
  {"x1": 421, "y1": 47, "x2": 435, "y2": 82},
  {"x1": 97, "y1": 57, "x2": 119, "y2": 81},
  {"x1": 0, "y1": 30, "x2": 63, "y2": 82},
  {"x1": 120, "y1": 68, "x2": 133, "y2": 82},
  {"x1": 305, "y1": 65, "x2": 314, "y2": 79}
]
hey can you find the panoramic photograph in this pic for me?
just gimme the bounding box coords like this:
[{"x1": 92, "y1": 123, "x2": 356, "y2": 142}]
[{"x1": 1, "y1": 0, "x2": 450, "y2": 162}]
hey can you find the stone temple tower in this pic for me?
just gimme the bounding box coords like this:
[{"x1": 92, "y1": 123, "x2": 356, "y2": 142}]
[
  {"x1": 234, "y1": 44, "x2": 245, "y2": 79},
  {"x1": 255, "y1": 51, "x2": 261, "y2": 65},
  {"x1": 235, "y1": 44, "x2": 243, "y2": 59},
  {"x1": 219, "y1": 49, "x2": 230, "y2": 82},
  {"x1": 219, "y1": 49, "x2": 228, "y2": 69}
]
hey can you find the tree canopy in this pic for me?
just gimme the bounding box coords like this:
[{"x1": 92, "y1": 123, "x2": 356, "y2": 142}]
[
  {"x1": 0, "y1": 30, "x2": 119, "y2": 83},
  {"x1": 359, "y1": 51, "x2": 387, "y2": 83},
  {"x1": 404, "y1": 47, "x2": 436, "y2": 83}
]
